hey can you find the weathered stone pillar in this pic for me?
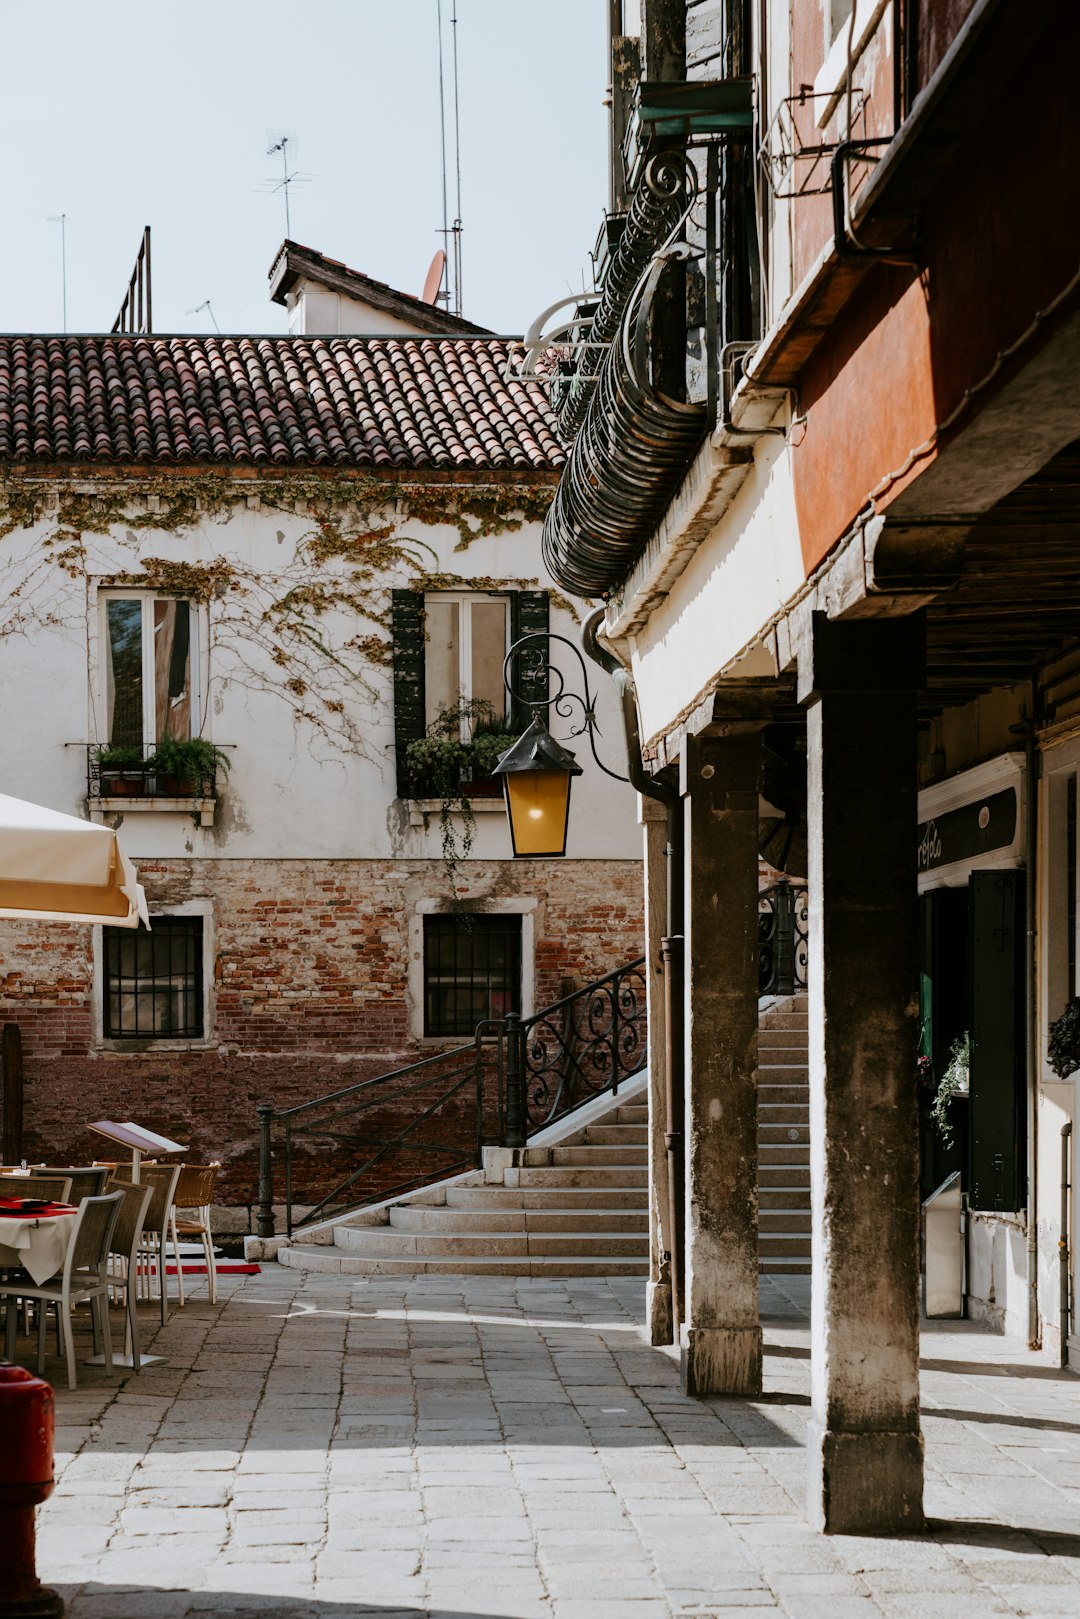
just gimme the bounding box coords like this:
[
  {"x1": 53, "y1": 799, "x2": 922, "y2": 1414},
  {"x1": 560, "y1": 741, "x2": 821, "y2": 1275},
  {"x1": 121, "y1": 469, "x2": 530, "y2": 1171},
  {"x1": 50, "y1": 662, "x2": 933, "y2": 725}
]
[
  {"x1": 680, "y1": 733, "x2": 762, "y2": 1396},
  {"x1": 641, "y1": 794, "x2": 673, "y2": 1346},
  {"x1": 799, "y1": 611, "x2": 926, "y2": 1534}
]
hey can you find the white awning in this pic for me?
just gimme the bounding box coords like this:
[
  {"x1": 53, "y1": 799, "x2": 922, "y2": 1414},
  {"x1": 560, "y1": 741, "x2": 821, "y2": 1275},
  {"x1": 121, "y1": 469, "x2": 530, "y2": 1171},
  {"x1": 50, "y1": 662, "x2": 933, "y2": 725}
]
[{"x1": 0, "y1": 793, "x2": 148, "y2": 928}]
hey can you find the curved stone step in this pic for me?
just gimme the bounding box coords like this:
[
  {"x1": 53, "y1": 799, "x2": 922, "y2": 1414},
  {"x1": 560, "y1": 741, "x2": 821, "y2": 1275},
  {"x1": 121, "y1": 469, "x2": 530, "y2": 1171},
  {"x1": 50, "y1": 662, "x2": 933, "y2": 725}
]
[
  {"x1": 335, "y1": 1226, "x2": 648, "y2": 1258},
  {"x1": 388, "y1": 1205, "x2": 648, "y2": 1234},
  {"x1": 279, "y1": 1245, "x2": 649, "y2": 1277}
]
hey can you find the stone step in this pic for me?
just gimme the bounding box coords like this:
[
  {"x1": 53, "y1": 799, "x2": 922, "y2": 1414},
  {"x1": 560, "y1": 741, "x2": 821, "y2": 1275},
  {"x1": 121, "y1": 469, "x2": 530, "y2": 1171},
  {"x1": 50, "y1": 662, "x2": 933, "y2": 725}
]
[
  {"x1": 755, "y1": 1064, "x2": 809, "y2": 1082},
  {"x1": 447, "y1": 1185, "x2": 646, "y2": 1210},
  {"x1": 759, "y1": 1209, "x2": 812, "y2": 1234},
  {"x1": 279, "y1": 1246, "x2": 650, "y2": 1277},
  {"x1": 514, "y1": 1165, "x2": 648, "y2": 1187},
  {"x1": 758, "y1": 1233, "x2": 813, "y2": 1257},
  {"x1": 760, "y1": 1255, "x2": 812, "y2": 1274},
  {"x1": 759, "y1": 1124, "x2": 810, "y2": 1146},
  {"x1": 615, "y1": 1104, "x2": 648, "y2": 1124},
  {"x1": 760, "y1": 1187, "x2": 811, "y2": 1209},
  {"x1": 758, "y1": 1013, "x2": 808, "y2": 1031},
  {"x1": 759, "y1": 1166, "x2": 810, "y2": 1187},
  {"x1": 550, "y1": 1144, "x2": 648, "y2": 1166},
  {"x1": 758, "y1": 1103, "x2": 809, "y2": 1125},
  {"x1": 584, "y1": 1123, "x2": 648, "y2": 1146},
  {"x1": 388, "y1": 1205, "x2": 648, "y2": 1235},
  {"x1": 758, "y1": 1083, "x2": 808, "y2": 1104},
  {"x1": 334, "y1": 1227, "x2": 648, "y2": 1259}
]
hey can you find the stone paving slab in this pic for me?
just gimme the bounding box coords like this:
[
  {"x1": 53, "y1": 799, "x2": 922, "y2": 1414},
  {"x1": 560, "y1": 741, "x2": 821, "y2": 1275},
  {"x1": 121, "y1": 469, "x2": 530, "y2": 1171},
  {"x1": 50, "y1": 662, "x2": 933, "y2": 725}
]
[{"x1": 7, "y1": 1269, "x2": 1076, "y2": 1618}]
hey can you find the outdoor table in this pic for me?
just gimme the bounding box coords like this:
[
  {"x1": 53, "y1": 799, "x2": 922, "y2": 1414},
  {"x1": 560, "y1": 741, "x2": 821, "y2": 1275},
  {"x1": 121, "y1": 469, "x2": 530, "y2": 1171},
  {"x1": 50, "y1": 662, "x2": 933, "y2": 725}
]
[{"x1": 0, "y1": 1201, "x2": 78, "y2": 1285}]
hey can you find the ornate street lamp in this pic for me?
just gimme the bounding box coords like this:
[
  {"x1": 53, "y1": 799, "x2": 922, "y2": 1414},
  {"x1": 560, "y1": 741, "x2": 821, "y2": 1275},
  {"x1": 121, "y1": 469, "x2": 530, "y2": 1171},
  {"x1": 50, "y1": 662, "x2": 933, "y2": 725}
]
[{"x1": 494, "y1": 631, "x2": 627, "y2": 859}]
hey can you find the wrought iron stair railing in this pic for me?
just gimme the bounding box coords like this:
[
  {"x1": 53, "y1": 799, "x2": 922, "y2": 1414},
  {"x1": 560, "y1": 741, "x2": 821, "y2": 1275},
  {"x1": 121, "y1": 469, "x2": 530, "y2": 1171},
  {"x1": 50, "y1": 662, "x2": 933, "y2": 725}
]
[{"x1": 255, "y1": 956, "x2": 647, "y2": 1239}]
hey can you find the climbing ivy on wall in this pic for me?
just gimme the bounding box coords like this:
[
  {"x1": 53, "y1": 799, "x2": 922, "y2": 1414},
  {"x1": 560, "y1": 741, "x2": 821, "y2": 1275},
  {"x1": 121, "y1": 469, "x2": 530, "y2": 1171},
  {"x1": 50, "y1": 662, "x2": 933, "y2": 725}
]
[{"x1": 0, "y1": 471, "x2": 562, "y2": 766}]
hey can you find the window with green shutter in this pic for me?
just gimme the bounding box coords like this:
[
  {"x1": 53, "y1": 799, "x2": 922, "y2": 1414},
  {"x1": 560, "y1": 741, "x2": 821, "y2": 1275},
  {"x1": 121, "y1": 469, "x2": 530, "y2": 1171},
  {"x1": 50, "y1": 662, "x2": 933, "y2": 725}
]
[{"x1": 392, "y1": 588, "x2": 550, "y2": 796}]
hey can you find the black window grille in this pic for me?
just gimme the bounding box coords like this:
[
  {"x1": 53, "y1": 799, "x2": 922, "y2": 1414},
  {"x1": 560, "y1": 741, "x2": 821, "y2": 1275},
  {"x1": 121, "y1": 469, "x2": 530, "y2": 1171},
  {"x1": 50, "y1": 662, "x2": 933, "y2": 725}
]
[
  {"x1": 104, "y1": 915, "x2": 204, "y2": 1039},
  {"x1": 423, "y1": 914, "x2": 522, "y2": 1038}
]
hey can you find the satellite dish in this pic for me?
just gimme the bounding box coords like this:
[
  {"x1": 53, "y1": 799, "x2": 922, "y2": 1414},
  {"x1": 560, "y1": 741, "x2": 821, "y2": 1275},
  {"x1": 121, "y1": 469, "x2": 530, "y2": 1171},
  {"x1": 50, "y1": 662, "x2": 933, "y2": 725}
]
[{"x1": 421, "y1": 250, "x2": 446, "y2": 306}]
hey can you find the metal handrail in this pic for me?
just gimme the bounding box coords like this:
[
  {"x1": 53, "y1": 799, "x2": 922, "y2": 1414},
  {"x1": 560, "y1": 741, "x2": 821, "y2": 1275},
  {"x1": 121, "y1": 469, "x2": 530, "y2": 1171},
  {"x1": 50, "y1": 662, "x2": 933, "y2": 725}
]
[{"x1": 255, "y1": 956, "x2": 647, "y2": 1239}]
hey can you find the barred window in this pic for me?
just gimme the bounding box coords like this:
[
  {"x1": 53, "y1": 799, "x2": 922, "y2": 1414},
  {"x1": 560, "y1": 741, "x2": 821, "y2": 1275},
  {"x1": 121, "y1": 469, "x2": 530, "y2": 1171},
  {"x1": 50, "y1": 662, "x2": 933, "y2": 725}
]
[
  {"x1": 423, "y1": 914, "x2": 521, "y2": 1037},
  {"x1": 104, "y1": 916, "x2": 204, "y2": 1040}
]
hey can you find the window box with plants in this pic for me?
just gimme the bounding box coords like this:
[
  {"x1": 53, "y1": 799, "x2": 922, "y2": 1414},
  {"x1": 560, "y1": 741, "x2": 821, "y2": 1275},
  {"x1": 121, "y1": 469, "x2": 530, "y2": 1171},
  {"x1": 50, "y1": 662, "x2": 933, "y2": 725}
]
[
  {"x1": 145, "y1": 737, "x2": 231, "y2": 797},
  {"x1": 402, "y1": 702, "x2": 518, "y2": 890},
  {"x1": 90, "y1": 738, "x2": 230, "y2": 827}
]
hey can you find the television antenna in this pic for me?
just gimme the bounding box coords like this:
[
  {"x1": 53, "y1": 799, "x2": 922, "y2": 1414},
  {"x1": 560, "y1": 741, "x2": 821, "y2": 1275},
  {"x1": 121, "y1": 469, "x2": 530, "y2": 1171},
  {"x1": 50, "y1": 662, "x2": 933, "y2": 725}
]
[
  {"x1": 46, "y1": 213, "x2": 70, "y2": 332},
  {"x1": 186, "y1": 300, "x2": 221, "y2": 333},
  {"x1": 262, "y1": 130, "x2": 313, "y2": 238},
  {"x1": 434, "y1": 1, "x2": 464, "y2": 315}
]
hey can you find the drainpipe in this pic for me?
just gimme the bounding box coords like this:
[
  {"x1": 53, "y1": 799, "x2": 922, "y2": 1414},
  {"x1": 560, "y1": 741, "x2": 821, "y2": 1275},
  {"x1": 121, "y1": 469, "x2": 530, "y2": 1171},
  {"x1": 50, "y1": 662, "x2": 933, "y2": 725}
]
[
  {"x1": 1024, "y1": 698, "x2": 1040, "y2": 1349},
  {"x1": 1061, "y1": 1121, "x2": 1072, "y2": 1369},
  {"x1": 582, "y1": 609, "x2": 684, "y2": 1335}
]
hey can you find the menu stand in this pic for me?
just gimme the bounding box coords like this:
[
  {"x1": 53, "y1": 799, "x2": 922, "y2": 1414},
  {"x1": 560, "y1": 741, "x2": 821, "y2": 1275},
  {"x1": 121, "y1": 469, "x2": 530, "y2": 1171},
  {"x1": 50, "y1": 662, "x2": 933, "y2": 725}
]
[{"x1": 86, "y1": 1120, "x2": 187, "y2": 1369}]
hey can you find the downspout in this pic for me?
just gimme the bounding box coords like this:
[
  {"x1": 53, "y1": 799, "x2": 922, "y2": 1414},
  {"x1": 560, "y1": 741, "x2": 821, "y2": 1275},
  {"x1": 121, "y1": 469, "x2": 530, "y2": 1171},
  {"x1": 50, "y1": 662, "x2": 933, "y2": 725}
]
[
  {"x1": 582, "y1": 608, "x2": 685, "y2": 1337},
  {"x1": 1061, "y1": 1121, "x2": 1072, "y2": 1368},
  {"x1": 1025, "y1": 695, "x2": 1040, "y2": 1349}
]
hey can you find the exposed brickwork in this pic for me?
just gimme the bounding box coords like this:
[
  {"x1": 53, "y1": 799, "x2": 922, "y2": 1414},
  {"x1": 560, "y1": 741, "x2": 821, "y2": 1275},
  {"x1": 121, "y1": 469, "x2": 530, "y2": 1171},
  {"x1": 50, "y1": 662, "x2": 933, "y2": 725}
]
[{"x1": 0, "y1": 858, "x2": 643, "y2": 1222}]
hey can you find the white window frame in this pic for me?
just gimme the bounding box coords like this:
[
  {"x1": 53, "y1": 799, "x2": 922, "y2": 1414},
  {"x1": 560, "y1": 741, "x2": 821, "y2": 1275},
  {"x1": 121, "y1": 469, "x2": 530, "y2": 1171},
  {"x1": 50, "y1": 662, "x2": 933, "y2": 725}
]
[
  {"x1": 93, "y1": 898, "x2": 216, "y2": 1051},
  {"x1": 97, "y1": 590, "x2": 204, "y2": 748},
  {"x1": 424, "y1": 591, "x2": 510, "y2": 740},
  {"x1": 407, "y1": 896, "x2": 537, "y2": 1045}
]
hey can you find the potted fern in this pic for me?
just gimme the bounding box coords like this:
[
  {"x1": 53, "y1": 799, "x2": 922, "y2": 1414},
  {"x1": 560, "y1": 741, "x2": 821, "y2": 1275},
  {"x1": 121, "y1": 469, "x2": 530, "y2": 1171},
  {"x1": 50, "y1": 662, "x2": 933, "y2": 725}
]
[
  {"x1": 403, "y1": 701, "x2": 518, "y2": 893},
  {"x1": 95, "y1": 743, "x2": 146, "y2": 796},
  {"x1": 147, "y1": 736, "x2": 231, "y2": 795}
]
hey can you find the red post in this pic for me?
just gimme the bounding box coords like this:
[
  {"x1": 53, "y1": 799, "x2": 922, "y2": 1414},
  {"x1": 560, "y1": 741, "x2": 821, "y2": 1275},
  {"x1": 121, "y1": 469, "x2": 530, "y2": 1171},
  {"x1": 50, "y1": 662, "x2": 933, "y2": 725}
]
[{"x1": 0, "y1": 1363, "x2": 64, "y2": 1618}]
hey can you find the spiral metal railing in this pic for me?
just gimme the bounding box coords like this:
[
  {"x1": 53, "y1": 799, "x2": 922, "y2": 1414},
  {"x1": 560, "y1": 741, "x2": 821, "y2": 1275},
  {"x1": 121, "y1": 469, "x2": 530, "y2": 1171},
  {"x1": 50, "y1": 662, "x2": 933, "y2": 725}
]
[
  {"x1": 758, "y1": 879, "x2": 809, "y2": 997},
  {"x1": 541, "y1": 244, "x2": 709, "y2": 599},
  {"x1": 256, "y1": 956, "x2": 648, "y2": 1237},
  {"x1": 556, "y1": 150, "x2": 698, "y2": 444}
]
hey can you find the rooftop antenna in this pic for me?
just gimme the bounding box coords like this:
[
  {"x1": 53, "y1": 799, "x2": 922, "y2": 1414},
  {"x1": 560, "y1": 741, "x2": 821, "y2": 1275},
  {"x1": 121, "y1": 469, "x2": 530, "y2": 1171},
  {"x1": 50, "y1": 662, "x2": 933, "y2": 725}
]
[
  {"x1": 46, "y1": 213, "x2": 69, "y2": 332},
  {"x1": 263, "y1": 130, "x2": 312, "y2": 238},
  {"x1": 450, "y1": 0, "x2": 463, "y2": 316},
  {"x1": 186, "y1": 299, "x2": 221, "y2": 333},
  {"x1": 435, "y1": 2, "x2": 451, "y2": 309}
]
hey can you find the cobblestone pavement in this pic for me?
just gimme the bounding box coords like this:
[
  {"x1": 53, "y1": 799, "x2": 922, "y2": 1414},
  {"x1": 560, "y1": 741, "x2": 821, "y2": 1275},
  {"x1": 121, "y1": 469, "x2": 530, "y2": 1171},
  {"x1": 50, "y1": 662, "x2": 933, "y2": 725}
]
[{"x1": 21, "y1": 1267, "x2": 1080, "y2": 1618}]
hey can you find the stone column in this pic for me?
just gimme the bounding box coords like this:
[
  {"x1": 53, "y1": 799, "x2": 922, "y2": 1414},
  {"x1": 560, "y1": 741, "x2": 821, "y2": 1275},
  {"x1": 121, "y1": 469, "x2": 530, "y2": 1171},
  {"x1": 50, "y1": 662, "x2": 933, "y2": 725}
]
[
  {"x1": 798, "y1": 611, "x2": 926, "y2": 1534},
  {"x1": 642, "y1": 795, "x2": 674, "y2": 1345},
  {"x1": 680, "y1": 732, "x2": 762, "y2": 1396}
]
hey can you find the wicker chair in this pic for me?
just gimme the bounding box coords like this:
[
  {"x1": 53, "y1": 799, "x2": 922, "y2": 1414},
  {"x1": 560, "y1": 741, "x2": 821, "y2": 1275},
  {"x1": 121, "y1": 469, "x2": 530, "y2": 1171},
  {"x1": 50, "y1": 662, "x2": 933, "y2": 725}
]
[
  {"x1": 134, "y1": 1164, "x2": 182, "y2": 1323},
  {"x1": 105, "y1": 1180, "x2": 154, "y2": 1372},
  {"x1": 0, "y1": 1191, "x2": 123, "y2": 1389},
  {"x1": 28, "y1": 1167, "x2": 109, "y2": 1203},
  {"x1": 0, "y1": 1173, "x2": 73, "y2": 1204},
  {"x1": 168, "y1": 1163, "x2": 222, "y2": 1306}
]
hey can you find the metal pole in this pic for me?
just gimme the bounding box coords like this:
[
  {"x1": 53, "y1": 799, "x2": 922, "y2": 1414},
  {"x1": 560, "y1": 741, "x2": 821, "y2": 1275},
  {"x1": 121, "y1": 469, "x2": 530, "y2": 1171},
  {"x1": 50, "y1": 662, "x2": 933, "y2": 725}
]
[
  {"x1": 1062, "y1": 1121, "x2": 1072, "y2": 1369},
  {"x1": 503, "y1": 1012, "x2": 526, "y2": 1149},
  {"x1": 256, "y1": 1102, "x2": 275, "y2": 1239}
]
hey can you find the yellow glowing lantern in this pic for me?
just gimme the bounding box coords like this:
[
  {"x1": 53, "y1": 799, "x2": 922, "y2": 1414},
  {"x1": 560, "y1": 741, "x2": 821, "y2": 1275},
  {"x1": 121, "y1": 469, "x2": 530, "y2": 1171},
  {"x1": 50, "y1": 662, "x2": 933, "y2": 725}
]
[{"x1": 493, "y1": 716, "x2": 583, "y2": 858}]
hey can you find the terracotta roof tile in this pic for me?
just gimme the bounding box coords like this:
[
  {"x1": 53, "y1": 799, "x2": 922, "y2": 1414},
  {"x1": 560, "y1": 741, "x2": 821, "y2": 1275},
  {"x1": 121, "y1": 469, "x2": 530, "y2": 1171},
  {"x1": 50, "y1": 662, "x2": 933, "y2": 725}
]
[{"x1": 0, "y1": 336, "x2": 561, "y2": 473}]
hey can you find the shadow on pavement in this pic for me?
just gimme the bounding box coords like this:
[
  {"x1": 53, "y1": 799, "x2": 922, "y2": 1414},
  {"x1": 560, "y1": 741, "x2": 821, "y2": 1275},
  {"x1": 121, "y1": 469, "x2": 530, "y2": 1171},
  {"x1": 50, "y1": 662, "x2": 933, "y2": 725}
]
[
  {"x1": 59, "y1": 1587, "x2": 522, "y2": 1619},
  {"x1": 926, "y1": 1520, "x2": 1080, "y2": 1558}
]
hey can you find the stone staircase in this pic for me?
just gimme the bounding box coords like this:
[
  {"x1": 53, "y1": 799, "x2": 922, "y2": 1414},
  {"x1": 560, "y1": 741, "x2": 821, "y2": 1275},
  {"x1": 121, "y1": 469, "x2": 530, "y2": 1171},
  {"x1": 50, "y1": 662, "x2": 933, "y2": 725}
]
[
  {"x1": 757, "y1": 994, "x2": 811, "y2": 1274},
  {"x1": 276, "y1": 1086, "x2": 651, "y2": 1278},
  {"x1": 270, "y1": 994, "x2": 810, "y2": 1278}
]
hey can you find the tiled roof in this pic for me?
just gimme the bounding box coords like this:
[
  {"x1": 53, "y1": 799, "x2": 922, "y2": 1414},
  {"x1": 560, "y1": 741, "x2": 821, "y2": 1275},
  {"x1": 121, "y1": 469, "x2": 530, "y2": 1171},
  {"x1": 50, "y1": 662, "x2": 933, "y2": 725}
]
[
  {"x1": 268, "y1": 240, "x2": 491, "y2": 337},
  {"x1": 0, "y1": 336, "x2": 563, "y2": 472}
]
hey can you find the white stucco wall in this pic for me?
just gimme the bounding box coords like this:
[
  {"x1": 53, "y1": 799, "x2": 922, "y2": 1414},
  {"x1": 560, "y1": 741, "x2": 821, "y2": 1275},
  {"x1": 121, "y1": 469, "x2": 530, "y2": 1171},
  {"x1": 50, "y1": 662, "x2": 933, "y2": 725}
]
[
  {"x1": 0, "y1": 491, "x2": 640, "y2": 868},
  {"x1": 626, "y1": 434, "x2": 804, "y2": 745},
  {"x1": 287, "y1": 282, "x2": 437, "y2": 338}
]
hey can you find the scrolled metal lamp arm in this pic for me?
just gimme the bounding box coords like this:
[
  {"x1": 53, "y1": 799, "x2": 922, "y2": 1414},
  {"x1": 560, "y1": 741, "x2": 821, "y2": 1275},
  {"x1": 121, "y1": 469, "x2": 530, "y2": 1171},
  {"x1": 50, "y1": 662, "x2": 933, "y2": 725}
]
[{"x1": 503, "y1": 631, "x2": 630, "y2": 784}]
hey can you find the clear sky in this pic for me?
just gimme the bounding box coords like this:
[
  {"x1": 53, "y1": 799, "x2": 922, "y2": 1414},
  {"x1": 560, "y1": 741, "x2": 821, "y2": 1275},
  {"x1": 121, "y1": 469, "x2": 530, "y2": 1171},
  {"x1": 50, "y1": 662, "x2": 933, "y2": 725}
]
[{"x1": 0, "y1": 0, "x2": 609, "y2": 337}]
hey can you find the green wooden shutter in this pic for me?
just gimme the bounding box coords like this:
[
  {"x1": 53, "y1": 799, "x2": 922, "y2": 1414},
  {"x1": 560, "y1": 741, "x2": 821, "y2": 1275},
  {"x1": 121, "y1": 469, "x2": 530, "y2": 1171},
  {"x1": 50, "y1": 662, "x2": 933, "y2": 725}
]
[
  {"x1": 392, "y1": 590, "x2": 426, "y2": 797},
  {"x1": 509, "y1": 590, "x2": 549, "y2": 732},
  {"x1": 968, "y1": 869, "x2": 1026, "y2": 1212}
]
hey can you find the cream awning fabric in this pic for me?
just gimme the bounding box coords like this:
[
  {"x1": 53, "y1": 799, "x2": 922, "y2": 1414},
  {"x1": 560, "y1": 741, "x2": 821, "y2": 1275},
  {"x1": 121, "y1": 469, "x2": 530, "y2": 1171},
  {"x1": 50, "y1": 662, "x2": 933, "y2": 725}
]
[{"x1": 0, "y1": 793, "x2": 148, "y2": 928}]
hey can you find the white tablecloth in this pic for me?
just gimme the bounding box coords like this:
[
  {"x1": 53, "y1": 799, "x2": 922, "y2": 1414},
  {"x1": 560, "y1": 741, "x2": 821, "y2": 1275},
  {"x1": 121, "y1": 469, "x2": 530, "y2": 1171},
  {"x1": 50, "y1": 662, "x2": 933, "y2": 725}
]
[{"x1": 0, "y1": 1212, "x2": 77, "y2": 1284}]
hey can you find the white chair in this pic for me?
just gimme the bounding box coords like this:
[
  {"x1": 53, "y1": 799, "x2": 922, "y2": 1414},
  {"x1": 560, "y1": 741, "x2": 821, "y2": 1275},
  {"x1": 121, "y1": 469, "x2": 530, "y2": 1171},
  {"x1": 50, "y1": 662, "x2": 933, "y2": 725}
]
[{"x1": 0, "y1": 1191, "x2": 123, "y2": 1390}]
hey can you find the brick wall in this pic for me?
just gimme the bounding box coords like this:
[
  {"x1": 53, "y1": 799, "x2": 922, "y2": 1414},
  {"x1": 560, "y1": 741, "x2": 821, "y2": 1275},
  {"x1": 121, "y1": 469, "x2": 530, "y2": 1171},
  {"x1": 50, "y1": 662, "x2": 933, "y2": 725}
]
[{"x1": 0, "y1": 858, "x2": 643, "y2": 1224}]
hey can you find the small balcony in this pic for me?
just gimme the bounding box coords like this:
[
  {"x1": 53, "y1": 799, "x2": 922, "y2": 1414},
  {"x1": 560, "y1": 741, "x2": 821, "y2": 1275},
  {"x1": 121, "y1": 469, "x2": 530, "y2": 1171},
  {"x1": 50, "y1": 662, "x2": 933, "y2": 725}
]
[{"x1": 86, "y1": 741, "x2": 229, "y2": 827}]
